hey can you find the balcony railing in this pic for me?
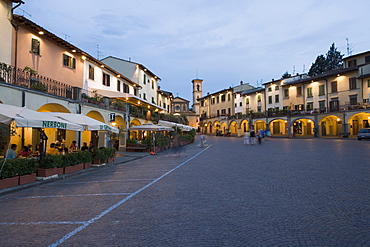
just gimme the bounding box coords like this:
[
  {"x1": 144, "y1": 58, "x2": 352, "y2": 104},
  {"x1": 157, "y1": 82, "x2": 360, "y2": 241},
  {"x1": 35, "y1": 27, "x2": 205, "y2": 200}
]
[{"x1": 0, "y1": 63, "x2": 76, "y2": 99}]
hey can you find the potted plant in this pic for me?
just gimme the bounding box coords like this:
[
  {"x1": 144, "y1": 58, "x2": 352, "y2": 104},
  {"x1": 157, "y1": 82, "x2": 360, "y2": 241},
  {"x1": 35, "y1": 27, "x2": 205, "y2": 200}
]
[
  {"x1": 78, "y1": 150, "x2": 93, "y2": 169},
  {"x1": 62, "y1": 152, "x2": 83, "y2": 174},
  {"x1": 15, "y1": 158, "x2": 37, "y2": 185},
  {"x1": 38, "y1": 155, "x2": 61, "y2": 177},
  {"x1": 92, "y1": 147, "x2": 112, "y2": 164},
  {"x1": 0, "y1": 158, "x2": 19, "y2": 189}
]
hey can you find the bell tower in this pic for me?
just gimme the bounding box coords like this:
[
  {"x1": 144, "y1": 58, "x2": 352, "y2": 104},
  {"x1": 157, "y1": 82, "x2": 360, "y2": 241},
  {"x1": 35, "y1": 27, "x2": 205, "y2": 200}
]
[{"x1": 192, "y1": 79, "x2": 203, "y2": 115}]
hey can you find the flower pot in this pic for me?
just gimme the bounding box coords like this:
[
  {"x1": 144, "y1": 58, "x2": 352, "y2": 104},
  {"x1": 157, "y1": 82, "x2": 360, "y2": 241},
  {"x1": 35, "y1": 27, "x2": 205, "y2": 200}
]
[
  {"x1": 0, "y1": 177, "x2": 19, "y2": 189},
  {"x1": 37, "y1": 167, "x2": 58, "y2": 177},
  {"x1": 19, "y1": 173, "x2": 36, "y2": 185},
  {"x1": 64, "y1": 163, "x2": 84, "y2": 174},
  {"x1": 56, "y1": 167, "x2": 64, "y2": 175},
  {"x1": 93, "y1": 158, "x2": 103, "y2": 164},
  {"x1": 84, "y1": 162, "x2": 92, "y2": 169}
]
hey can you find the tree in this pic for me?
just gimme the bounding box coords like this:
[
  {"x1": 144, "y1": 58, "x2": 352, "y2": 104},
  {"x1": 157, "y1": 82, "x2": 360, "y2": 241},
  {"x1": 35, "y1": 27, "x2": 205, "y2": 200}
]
[
  {"x1": 281, "y1": 71, "x2": 291, "y2": 79},
  {"x1": 308, "y1": 43, "x2": 343, "y2": 77},
  {"x1": 308, "y1": 54, "x2": 327, "y2": 76},
  {"x1": 325, "y1": 43, "x2": 343, "y2": 70}
]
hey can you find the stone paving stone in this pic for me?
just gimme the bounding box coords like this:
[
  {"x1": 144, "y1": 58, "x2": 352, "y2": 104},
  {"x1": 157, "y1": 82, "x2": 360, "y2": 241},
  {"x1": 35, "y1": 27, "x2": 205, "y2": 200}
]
[{"x1": 0, "y1": 137, "x2": 369, "y2": 246}]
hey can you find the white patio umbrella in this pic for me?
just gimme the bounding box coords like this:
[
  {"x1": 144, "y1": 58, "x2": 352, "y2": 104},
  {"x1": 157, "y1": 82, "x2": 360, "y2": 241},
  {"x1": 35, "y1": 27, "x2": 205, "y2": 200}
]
[
  {"x1": 129, "y1": 123, "x2": 173, "y2": 131},
  {"x1": 129, "y1": 123, "x2": 173, "y2": 153},
  {"x1": 158, "y1": 120, "x2": 195, "y2": 132},
  {"x1": 0, "y1": 104, "x2": 84, "y2": 131},
  {"x1": 45, "y1": 112, "x2": 119, "y2": 133}
]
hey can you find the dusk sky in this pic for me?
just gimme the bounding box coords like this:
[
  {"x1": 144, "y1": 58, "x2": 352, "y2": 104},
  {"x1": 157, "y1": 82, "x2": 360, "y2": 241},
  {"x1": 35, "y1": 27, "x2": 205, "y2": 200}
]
[{"x1": 17, "y1": 0, "x2": 370, "y2": 103}]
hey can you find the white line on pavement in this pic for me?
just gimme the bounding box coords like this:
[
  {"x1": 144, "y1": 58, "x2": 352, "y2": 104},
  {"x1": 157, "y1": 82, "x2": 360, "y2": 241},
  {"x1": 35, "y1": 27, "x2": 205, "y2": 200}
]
[
  {"x1": 48, "y1": 144, "x2": 212, "y2": 247},
  {"x1": 0, "y1": 221, "x2": 85, "y2": 226},
  {"x1": 17, "y1": 192, "x2": 132, "y2": 199}
]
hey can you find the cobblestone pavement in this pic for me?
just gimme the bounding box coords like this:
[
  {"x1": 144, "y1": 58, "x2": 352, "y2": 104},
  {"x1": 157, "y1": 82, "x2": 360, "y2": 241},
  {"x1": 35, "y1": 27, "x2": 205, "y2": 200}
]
[{"x1": 0, "y1": 137, "x2": 369, "y2": 246}]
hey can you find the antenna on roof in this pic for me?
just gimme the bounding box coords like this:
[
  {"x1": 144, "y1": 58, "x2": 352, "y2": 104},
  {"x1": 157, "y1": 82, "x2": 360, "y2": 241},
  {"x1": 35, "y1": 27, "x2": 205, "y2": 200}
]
[
  {"x1": 293, "y1": 65, "x2": 295, "y2": 74},
  {"x1": 96, "y1": 44, "x2": 102, "y2": 60},
  {"x1": 346, "y1": 38, "x2": 354, "y2": 56},
  {"x1": 303, "y1": 64, "x2": 305, "y2": 73},
  {"x1": 16, "y1": 8, "x2": 31, "y2": 18},
  {"x1": 62, "y1": 33, "x2": 70, "y2": 41}
]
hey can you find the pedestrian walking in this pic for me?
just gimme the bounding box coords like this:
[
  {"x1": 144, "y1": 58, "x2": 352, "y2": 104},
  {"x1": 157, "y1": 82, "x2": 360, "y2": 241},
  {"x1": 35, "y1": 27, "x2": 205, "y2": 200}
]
[
  {"x1": 257, "y1": 129, "x2": 263, "y2": 145},
  {"x1": 250, "y1": 130, "x2": 256, "y2": 145},
  {"x1": 200, "y1": 133, "x2": 206, "y2": 147},
  {"x1": 243, "y1": 131, "x2": 250, "y2": 145}
]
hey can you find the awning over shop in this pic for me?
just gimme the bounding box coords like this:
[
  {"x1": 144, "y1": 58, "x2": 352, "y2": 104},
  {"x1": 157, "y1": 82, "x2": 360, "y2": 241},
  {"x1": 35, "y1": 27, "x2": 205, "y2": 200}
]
[
  {"x1": 158, "y1": 120, "x2": 195, "y2": 131},
  {"x1": 45, "y1": 112, "x2": 119, "y2": 133},
  {"x1": 91, "y1": 88, "x2": 167, "y2": 112},
  {"x1": 129, "y1": 123, "x2": 173, "y2": 131},
  {"x1": 0, "y1": 103, "x2": 84, "y2": 131}
]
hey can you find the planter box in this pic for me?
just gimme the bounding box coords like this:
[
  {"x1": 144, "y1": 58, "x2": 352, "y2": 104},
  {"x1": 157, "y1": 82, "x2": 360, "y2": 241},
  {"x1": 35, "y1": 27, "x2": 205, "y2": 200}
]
[
  {"x1": 19, "y1": 173, "x2": 36, "y2": 185},
  {"x1": 0, "y1": 177, "x2": 19, "y2": 189},
  {"x1": 64, "y1": 163, "x2": 84, "y2": 174},
  {"x1": 84, "y1": 162, "x2": 92, "y2": 169},
  {"x1": 56, "y1": 167, "x2": 64, "y2": 175},
  {"x1": 37, "y1": 167, "x2": 58, "y2": 177},
  {"x1": 93, "y1": 158, "x2": 105, "y2": 164}
]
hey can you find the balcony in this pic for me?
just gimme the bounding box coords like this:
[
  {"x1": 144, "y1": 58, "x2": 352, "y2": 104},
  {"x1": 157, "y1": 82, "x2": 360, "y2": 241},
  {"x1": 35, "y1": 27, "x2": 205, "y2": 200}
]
[{"x1": 0, "y1": 63, "x2": 75, "y2": 99}]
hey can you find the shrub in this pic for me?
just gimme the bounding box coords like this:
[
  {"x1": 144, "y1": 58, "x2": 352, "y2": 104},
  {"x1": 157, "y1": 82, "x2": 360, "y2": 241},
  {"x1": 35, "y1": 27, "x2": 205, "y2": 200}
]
[
  {"x1": 0, "y1": 158, "x2": 38, "y2": 179},
  {"x1": 39, "y1": 154, "x2": 62, "y2": 169}
]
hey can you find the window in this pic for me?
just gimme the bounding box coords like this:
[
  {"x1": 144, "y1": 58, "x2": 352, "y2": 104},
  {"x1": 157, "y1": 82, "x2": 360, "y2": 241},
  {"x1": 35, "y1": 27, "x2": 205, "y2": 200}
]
[
  {"x1": 348, "y1": 59, "x2": 356, "y2": 67},
  {"x1": 143, "y1": 93, "x2": 147, "y2": 100},
  {"x1": 102, "y1": 73, "x2": 110, "y2": 86},
  {"x1": 228, "y1": 108, "x2": 231, "y2": 115},
  {"x1": 63, "y1": 54, "x2": 76, "y2": 69},
  {"x1": 216, "y1": 96, "x2": 219, "y2": 103},
  {"x1": 228, "y1": 93, "x2": 231, "y2": 101},
  {"x1": 211, "y1": 98, "x2": 215, "y2": 104},
  {"x1": 365, "y1": 56, "x2": 370, "y2": 63},
  {"x1": 331, "y1": 81, "x2": 337, "y2": 93},
  {"x1": 175, "y1": 105, "x2": 180, "y2": 111},
  {"x1": 152, "y1": 97, "x2": 156, "y2": 104},
  {"x1": 152, "y1": 80, "x2": 155, "y2": 89},
  {"x1": 31, "y1": 38, "x2": 40, "y2": 55},
  {"x1": 217, "y1": 110, "x2": 220, "y2": 116},
  {"x1": 221, "y1": 94, "x2": 226, "y2": 102},
  {"x1": 319, "y1": 100, "x2": 326, "y2": 113},
  {"x1": 134, "y1": 88, "x2": 137, "y2": 96},
  {"x1": 239, "y1": 102, "x2": 242, "y2": 107},
  {"x1": 221, "y1": 109, "x2": 226, "y2": 115},
  {"x1": 307, "y1": 88, "x2": 313, "y2": 97},
  {"x1": 297, "y1": 86, "x2": 302, "y2": 96},
  {"x1": 124, "y1": 84, "x2": 129, "y2": 93},
  {"x1": 201, "y1": 101, "x2": 204, "y2": 107},
  {"x1": 349, "y1": 95, "x2": 357, "y2": 105},
  {"x1": 329, "y1": 97, "x2": 339, "y2": 112},
  {"x1": 246, "y1": 97, "x2": 249, "y2": 104},
  {"x1": 284, "y1": 89, "x2": 289, "y2": 98},
  {"x1": 117, "y1": 80, "x2": 121, "y2": 91},
  {"x1": 368, "y1": 79, "x2": 370, "y2": 88},
  {"x1": 275, "y1": 94, "x2": 279, "y2": 103},
  {"x1": 88, "y1": 65, "x2": 94, "y2": 80},
  {"x1": 234, "y1": 103, "x2": 237, "y2": 107},
  {"x1": 163, "y1": 103, "x2": 166, "y2": 109},
  {"x1": 143, "y1": 74, "x2": 146, "y2": 84},
  {"x1": 257, "y1": 95, "x2": 261, "y2": 102},
  {"x1": 268, "y1": 87, "x2": 272, "y2": 92},
  {"x1": 306, "y1": 102, "x2": 313, "y2": 111},
  {"x1": 319, "y1": 85, "x2": 325, "y2": 95},
  {"x1": 349, "y1": 77, "x2": 356, "y2": 90},
  {"x1": 275, "y1": 85, "x2": 279, "y2": 90},
  {"x1": 268, "y1": 96, "x2": 272, "y2": 104}
]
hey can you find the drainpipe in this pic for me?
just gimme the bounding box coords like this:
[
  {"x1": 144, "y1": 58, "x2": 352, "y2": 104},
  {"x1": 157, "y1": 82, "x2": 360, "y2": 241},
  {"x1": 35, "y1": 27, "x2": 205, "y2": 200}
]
[{"x1": 11, "y1": 1, "x2": 24, "y2": 12}]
